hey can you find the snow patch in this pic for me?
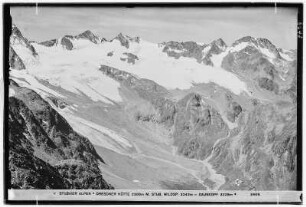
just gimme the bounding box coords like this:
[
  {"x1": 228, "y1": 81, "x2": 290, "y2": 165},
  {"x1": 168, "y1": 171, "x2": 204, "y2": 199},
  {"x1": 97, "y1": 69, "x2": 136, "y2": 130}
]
[
  {"x1": 9, "y1": 88, "x2": 16, "y2": 97},
  {"x1": 11, "y1": 44, "x2": 38, "y2": 67},
  {"x1": 10, "y1": 70, "x2": 64, "y2": 98},
  {"x1": 167, "y1": 48, "x2": 187, "y2": 53},
  {"x1": 69, "y1": 38, "x2": 95, "y2": 49},
  {"x1": 66, "y1": 114, "x2": 133, "y2": 149},
  {"x1": 202, "y1": 45, "x2": 211, "y2": 56},
  {"x1": 259, "y1": 47, "x2": 276, "y2": 59},
  {"x1": 279, "y1": 52, "x2": 293, "y2": 61},
  {"x1": 210, "y1": 49, "x2": 229, "y2": 67},
  {"x1": 230, "y1": 42, "x2": 251, "y2": 52}
]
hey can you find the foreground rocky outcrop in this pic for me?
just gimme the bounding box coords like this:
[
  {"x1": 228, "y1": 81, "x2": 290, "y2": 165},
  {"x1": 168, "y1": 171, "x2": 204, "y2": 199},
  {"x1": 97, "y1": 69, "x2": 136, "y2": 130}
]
[{"x1": 8, "y1": 81, "x2": 113, "y2": 189}]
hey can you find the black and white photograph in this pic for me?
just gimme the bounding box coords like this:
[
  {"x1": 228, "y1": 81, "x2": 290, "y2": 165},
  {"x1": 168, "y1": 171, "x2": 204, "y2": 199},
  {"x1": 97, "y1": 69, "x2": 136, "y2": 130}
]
[{"x1": 3, "y1": 2, "x2": 303, "y2": 204}]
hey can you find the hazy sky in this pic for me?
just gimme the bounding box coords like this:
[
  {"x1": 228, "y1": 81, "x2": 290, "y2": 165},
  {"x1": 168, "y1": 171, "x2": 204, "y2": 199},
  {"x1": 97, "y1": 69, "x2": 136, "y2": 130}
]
[{"x1": 10, "y1": 6, "x2": 298, "y2": 49}]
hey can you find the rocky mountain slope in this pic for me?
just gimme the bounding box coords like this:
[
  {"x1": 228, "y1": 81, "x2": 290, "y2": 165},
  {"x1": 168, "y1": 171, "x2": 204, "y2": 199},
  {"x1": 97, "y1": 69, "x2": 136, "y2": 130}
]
[
  {"x1": 161, "y1": 38, "x2": 227, "y2": 66},
  {"x1": 8, "y1": 79, "x2": 113, "y2": 189},
  {"x1": 8, "y1": 24, "x2": 298, "y2": 190}
]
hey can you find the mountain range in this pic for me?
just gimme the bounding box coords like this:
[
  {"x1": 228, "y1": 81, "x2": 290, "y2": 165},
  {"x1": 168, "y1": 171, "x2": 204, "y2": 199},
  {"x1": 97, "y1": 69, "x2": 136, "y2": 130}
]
[{"x1": 8, "y1": 24, "x2": 297, "y2": 190}]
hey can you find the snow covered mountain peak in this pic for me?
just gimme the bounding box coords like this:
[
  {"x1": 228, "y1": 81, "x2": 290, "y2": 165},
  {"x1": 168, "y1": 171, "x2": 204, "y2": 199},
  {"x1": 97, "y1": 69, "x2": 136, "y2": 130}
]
[
  {"x1": 231, "y1": 36, "x2": 281, "y2": 59},
  {"x1": 10, "y1": 24, "x2": 38, "y2": 56},
  {"x1": 10, "y1": 24, "x2": 39, "y2": 68},
  {"x1": 232, "y1": 36, "x2": 254, "y2": 45}
]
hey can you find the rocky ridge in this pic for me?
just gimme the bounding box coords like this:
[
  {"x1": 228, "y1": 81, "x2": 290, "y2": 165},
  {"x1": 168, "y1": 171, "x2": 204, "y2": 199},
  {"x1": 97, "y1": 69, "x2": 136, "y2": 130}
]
[
  {"x1": 162, "y1": 38, "x2": 227, "y2": 66},
  {"x1": 39, "y1": 30, "x2": 103, "y2": 50},
  {"x1": 8, "y1": 80, "x2": 113, "y2": 189}
]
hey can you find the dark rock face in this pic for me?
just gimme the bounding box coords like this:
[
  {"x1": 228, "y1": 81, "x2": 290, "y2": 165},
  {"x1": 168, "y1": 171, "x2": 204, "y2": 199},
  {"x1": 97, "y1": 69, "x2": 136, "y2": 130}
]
[
  {"x1": 9, "y1": 79, "x2": 19, "y2": 87},
  {"x1": 55, "y1": 162, "x2": 111, "y2": 189},
  {"x1": 39, "y1": 30, "x2": 102, "y2": 49},
  {"x1": 9, "y1": 46, "x2": 26, "y2": 70},
  {"x1": 121, "y1": 52, "x2": 139, "y2": 64},
  {"x1": 115, "y1": 33, "x2": 129, "y2": 48},
  {"x1": 114, "y1": 33, "x2": 140, "y2": 49},
  {"x1": 107, "y1": 51, "x2": 114, "y2": 57},
  {"x1": 258, "y1": 77, "x2": 279, "y2": 93},
  {"x1": 76, "y1": 30, "x2": 100, "y2": 44},
  {"x1": 212, "y1": 38, "x2": 227, "y2": 50},
  {"x1": 209, "y1": 105, "x2": 297, "y2": 190},
  {"x1": 61, "y1": 37, "x2": 73, "y2": 50},
  {"x1": 100, "y1": 65, "x2": 138, "y2": 84},
  {"x1": 8, "y1": 84, "x2": 113, "y2": 189},
  {"x1": 9, "y1": 97, "x2": 70, "y2": 189},
  {"x1": 227, "y1": 101, "x2": 242, "y2": 123},
  {"x1": 173, "y1": 93, "x2": 229, "y2": 159},
  {"x1": 162, "y1": 39, "x2": 227, "y2": 66},
  {"x1": 285, "y1": 69, "x2": 297, "y2": 103},
  {"x1": 10, "y1": 24, "x2": 38, "y2": 57},
  {"x1": 233, "y1": 36, "x2": 253, "y2": 45},
  {"x1": 39, "y1": 39, "x2": 57, "y2": 47},
  {"x1": 162, "y1": 41, "x2": 204, "y2": 63}
]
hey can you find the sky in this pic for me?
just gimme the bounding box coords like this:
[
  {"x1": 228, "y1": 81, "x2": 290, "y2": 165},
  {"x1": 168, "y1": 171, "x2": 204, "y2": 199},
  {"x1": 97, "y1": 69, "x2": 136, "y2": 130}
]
[{"x1": 10, "y1": 6, "x2": 298, "y2": 50}]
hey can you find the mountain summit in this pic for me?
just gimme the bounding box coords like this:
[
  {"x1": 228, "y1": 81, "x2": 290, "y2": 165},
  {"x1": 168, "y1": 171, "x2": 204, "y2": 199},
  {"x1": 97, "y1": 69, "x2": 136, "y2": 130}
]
[
  {"x1": 11, "y1": 24, "x2": 38, "y2": 57},
  {"x1": 114, "y1": 33, "x2": 140, "y2": 48},
  {"x1": 76, "y1": 30, "x2": 101, "y2": 44},
  {"x1": 231, "y1": 36, "x2": 281, "y2": 59}
]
